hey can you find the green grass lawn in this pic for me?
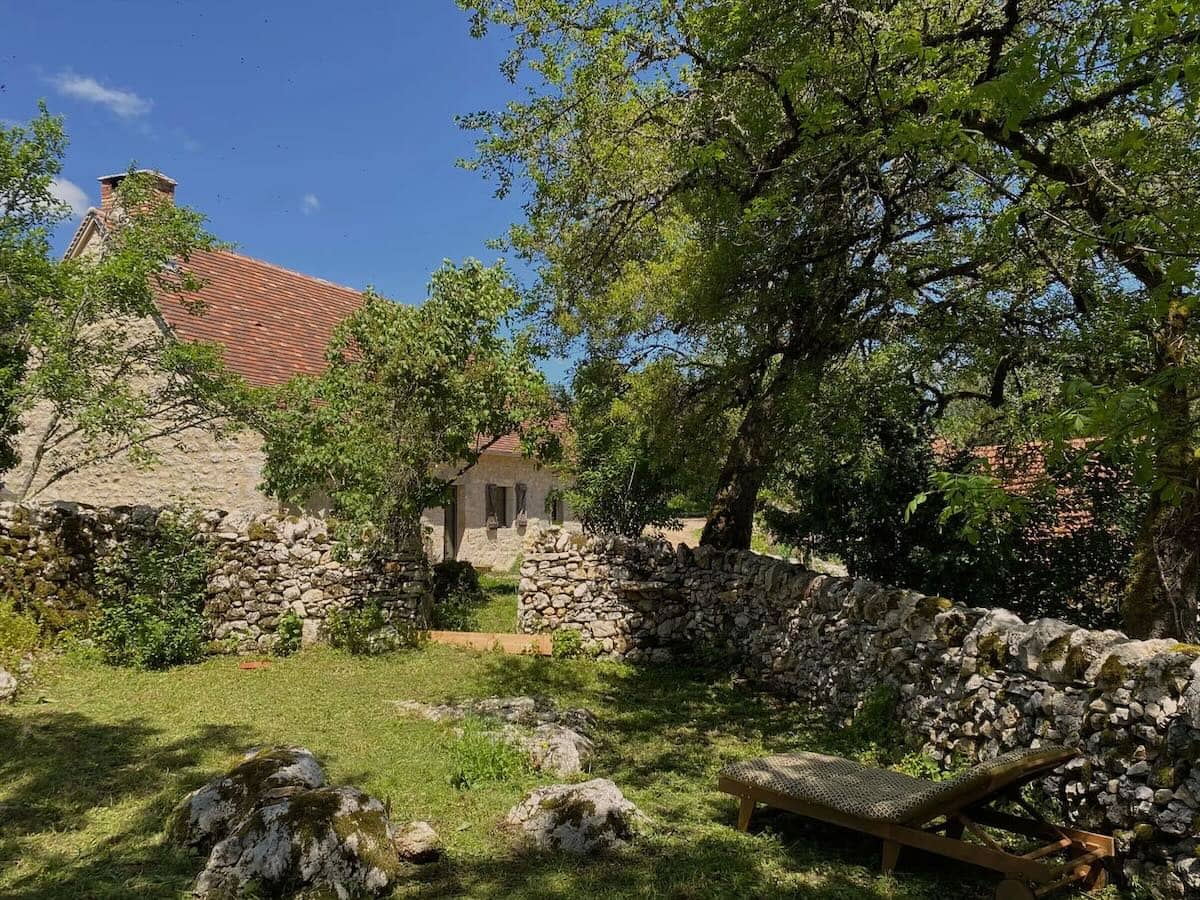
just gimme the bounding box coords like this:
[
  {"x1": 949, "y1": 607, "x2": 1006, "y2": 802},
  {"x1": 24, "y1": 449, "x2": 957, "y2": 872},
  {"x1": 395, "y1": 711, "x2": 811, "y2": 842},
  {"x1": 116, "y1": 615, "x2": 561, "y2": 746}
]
[
  {"x1": 475, "y1": 573, "x2": 518, "y2": 633},
  {"x1": 0, "y1": 645, "x2": 1100, "y2": 899}
]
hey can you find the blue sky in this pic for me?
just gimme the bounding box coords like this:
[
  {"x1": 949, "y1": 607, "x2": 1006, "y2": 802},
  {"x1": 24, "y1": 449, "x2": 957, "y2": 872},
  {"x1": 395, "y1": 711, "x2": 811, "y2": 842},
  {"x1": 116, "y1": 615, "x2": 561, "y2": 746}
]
[{"x1": 2, "y1": 1, "x2": 537, "y2": 318}]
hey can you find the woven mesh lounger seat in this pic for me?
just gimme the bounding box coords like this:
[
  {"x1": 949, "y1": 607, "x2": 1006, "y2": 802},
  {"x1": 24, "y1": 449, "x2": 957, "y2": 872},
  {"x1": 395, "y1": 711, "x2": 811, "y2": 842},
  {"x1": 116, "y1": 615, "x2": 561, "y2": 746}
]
[{"x1": 717, "y1": 745, "x2": 1114, "y2": 899}]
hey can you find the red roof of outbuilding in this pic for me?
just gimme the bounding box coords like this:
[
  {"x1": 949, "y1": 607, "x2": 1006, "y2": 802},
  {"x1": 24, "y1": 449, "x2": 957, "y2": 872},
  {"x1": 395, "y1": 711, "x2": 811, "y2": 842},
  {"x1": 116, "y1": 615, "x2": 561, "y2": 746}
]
[{"x1": 158, "y1": 249, "x2": 364, "y2": 387}]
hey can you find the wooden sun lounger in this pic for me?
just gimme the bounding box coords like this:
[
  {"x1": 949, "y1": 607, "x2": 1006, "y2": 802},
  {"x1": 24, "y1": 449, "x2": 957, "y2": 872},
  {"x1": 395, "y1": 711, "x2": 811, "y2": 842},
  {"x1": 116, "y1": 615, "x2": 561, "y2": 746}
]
[{"x1": 718, "y1": 746, "x2": 1113, "y2": 899}]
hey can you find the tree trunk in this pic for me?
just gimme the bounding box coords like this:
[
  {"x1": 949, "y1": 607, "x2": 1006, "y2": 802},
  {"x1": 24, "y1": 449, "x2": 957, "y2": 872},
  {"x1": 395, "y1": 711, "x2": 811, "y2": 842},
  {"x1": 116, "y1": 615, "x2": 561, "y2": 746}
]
[
  {"x1": 1123, "y1": 491, "x2": 1200, "y2": 640},
  {"x1": 700, "y1": 381, "x2": 782, "y2": 550},
  {"x1": 1123, "y1": 307, "x2": 1199, "y2": 640}
]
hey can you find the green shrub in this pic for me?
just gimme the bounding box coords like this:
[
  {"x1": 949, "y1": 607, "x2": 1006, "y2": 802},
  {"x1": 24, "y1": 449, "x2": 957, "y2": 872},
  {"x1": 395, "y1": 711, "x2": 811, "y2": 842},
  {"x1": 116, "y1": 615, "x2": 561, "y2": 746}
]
[
  {"x1": 431, "y1": 560, "x2": 484, "y2": 630},
  {"x1": 449, "y1": 717, "x2": 529, "y2": 789},
  {"x1": 91, "y1": 512, "x2": 211, "y2": 670},
  {"x1": 274, "y1": 610, "x2": 303, "y2": 656},
  {"x1": 0, "y1": 597, "x2": 41, "y2": 663},
  {"x1": 326, "y1": 601, "x2": 386, "y2": 655},
  {"x1": 326, "y1": 601, "x2": 425, "y2": 655},
  {"x1": 550, "y1": 628, "x2": 585, "y2": 659}
]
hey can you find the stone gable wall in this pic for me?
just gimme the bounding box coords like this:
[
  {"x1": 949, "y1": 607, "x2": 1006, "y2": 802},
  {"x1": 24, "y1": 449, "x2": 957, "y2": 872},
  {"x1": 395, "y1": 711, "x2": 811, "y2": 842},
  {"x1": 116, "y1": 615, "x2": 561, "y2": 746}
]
[
  {"x1": 519, "y1": 528, "x2": 1200, "y2": 895},
  {"x1": 0, "y1": 501, "x2": 431, "y2": 652}
]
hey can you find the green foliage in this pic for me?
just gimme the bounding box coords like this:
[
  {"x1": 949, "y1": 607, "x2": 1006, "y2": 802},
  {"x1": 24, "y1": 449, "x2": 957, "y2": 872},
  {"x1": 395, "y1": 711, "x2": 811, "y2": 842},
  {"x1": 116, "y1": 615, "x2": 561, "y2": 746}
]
[
  {"x1": 839, "y1": 684, "x2": 950, "y2": 780},
  {"x1": 766, "y1": 365, "x2": 1144, "y2": 627},
  {"x1": 6, "y1": 166, "x2": 251, "y2": 500},
  {"x1": 325, "y1": 602, "x2": 386, "y2": 656},
  {"x1": 274, "y1": 610, "x2": 303, "y2": 657},
  {"x1": 0, "y1": 105, "x2": 67, "y2": 474},
  {"x1": 461, "y1": 0, "x2": 1200, "y2": 633},
  {"x1": 91, "y1": 513, "x2": 211, "y2": 670},
  {"x1": 550, "y1": 628, "x2": 585, "y2": 660},
  {"x1": 431, "y1": 560, "x2": 485, "y2": 631},
  {"x1": 448, "y1": 717, "x2": 530, "y2": 789},
  {"x1": 0, "y1": 597, "x2": 41, "y2": 664},
  {"x1": 260, "y1": 260, "x2": 555, "y2": 554},
  {"x1": 560, "y1": 359, "x2": 703, "y2": 537}
]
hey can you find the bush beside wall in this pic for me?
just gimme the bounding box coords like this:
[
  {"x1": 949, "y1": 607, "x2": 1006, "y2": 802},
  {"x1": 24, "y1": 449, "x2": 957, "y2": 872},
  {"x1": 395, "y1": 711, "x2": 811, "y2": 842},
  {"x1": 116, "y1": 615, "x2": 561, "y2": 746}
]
[{"x1": 519, "y1": 527, "x2": 1200, "y2": 896}]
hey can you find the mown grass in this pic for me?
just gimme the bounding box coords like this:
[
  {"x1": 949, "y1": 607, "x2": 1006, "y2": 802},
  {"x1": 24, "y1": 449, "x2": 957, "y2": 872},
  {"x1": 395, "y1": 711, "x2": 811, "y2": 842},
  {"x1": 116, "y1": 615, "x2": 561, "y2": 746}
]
[
  {"x1": 474, "y1": 573, "x2": 518, "y2": 633},
  {"x1": 1, "y1": 645, "x2": 1109, "y2": 899}
]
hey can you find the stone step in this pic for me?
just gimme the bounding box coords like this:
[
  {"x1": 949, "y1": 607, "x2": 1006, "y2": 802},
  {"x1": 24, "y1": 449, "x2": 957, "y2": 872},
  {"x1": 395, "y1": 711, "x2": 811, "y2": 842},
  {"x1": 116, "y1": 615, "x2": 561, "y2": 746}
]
[{"x1": 427, "y1": 630, "x2": 552, "y2": 656}]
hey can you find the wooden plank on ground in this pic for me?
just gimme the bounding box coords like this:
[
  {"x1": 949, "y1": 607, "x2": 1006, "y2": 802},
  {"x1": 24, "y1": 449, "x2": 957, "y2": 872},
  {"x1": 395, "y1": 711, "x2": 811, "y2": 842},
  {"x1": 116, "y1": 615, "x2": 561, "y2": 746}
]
[{"x1": 427, "y1": 631, "x2": 552, "y2": 655}]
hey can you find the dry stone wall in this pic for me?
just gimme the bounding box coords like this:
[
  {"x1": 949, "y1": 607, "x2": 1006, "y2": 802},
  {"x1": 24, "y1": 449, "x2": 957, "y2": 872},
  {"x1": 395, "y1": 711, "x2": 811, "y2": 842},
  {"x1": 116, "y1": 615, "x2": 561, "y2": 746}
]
[
  {"x1": 520, "y1": 528, "x2": 1200, "y2": 896},
  {"x1": 0, "y1": 501, "x2": 431, "y2": 652}
]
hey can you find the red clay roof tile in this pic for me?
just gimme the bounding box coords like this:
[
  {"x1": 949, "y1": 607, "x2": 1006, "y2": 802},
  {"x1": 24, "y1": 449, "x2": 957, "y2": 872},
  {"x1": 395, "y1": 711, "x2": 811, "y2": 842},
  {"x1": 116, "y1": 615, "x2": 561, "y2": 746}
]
[{"x1": 157, "y1": 249, "x2": 364, "y2": 388}]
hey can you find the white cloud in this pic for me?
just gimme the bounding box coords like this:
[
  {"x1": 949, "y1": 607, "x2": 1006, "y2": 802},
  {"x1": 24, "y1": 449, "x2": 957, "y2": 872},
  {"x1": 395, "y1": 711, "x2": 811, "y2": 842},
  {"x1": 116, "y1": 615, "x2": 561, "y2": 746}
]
[
  {"x1": 301, "y1": 193, "x2": 320, "y2": 215},
  {"x1": 49, "y1": 178, "x2": 91, "y2": 218},
  {"x1": 51, "y1": 72, "x2": 152, "y2": 118}
]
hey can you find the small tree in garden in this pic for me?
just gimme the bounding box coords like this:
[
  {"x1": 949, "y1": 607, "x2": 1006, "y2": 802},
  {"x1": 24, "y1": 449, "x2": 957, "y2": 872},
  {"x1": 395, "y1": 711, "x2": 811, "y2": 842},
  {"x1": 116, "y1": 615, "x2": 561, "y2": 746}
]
[
  {"x1": 1, "y1": 143, "x2": 251, "y2": 499},
  {"x1": 560, "y1": 357, "x2": 710, "y2": 537},
  {"x1": 0, "y1": 106, "x2": 69, "y2": 476},
  {"x1": 259, "y1": 259, "x2": 554, "y2": 554}
]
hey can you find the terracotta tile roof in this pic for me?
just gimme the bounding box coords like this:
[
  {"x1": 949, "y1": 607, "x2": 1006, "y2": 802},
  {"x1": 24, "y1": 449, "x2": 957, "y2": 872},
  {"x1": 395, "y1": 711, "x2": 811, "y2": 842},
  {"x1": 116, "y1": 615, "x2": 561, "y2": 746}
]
[
  {"x1": 157, "y1": 248, "x2": 364, "y2": 387},
  {"x1": 933, "y1": 439, "x2": 1103, "y2": 536},
  {"x1": 474, "y1": 415, "x2": 568, "y2": 456},
  {"x1": 154, "y1": 248, "x2": 567, "y2": 456}
]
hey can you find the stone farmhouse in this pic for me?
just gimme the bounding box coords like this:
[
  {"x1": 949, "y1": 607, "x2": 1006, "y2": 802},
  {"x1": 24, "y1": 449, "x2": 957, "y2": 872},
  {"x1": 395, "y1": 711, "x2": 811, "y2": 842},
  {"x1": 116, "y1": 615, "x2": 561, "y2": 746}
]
[{"x1": 0, "y1": 171, "x2": 577, "y2": 570}]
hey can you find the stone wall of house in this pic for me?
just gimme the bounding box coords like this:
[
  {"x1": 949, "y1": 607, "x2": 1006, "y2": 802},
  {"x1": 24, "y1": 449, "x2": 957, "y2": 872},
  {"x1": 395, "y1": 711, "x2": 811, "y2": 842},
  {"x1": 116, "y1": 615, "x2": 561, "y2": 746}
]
[
  {"x1": 421, "y1": 453, "x2": 581, "y2": 571},
  {"x1": 0, "y1": 501, "x2": 432, "y2": 652},
  {"x1": 519, "y1": 528, "x2": 1200, "y2": 895},
  {"x1": 0, "y1": 316, "x2": 279, "y2": 517}
]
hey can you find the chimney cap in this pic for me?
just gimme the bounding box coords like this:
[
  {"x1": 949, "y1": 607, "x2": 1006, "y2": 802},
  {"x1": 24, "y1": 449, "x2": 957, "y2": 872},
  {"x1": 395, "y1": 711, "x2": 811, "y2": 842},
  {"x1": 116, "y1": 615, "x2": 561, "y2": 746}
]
[{"x1": 97, "y1": 169, "x2": 177, "y2": 187}]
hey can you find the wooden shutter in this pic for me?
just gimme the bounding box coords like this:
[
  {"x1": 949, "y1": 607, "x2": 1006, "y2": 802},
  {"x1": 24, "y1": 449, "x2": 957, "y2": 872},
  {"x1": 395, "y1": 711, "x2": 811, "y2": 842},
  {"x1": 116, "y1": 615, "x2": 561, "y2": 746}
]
[
  {"x1": 485, "y1": 483, "x2": 497, "y2": 525},
  {"x1": 515, "y1": 483, "x2": 528, "y2": 519}
]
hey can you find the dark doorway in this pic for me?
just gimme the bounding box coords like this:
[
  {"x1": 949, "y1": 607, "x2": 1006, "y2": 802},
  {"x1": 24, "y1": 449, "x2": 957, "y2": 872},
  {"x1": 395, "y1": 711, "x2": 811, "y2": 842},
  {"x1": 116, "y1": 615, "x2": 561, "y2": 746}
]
[{"x1": 444, "y1": 486, "x2": 460, "y2": 560}]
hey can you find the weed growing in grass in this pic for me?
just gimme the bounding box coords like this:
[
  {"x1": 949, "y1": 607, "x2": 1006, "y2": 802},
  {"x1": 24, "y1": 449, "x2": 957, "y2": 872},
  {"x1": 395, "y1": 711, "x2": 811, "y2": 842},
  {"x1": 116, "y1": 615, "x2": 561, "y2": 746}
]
[
  {"x1": 449, "y1": 717, "x2": 529, "y2": 789},
  {"x1": 326, "y1": 602, "x2": 385, "y2": 654},
  {"x1": 0, "y1": 597, "x2": 40, "y2": 664},
  {"x1": 550, "y1": 628, "x2": 585, "y2": 659},
  {"x1": 432, "y1": 560, "x2": 486, "y2": 630},
  {"x1": 274, "y1": 610, "x2": 303, "y2": 656},
  {"x1": 842, "y1": 683, "x2": 948, "y2": 778}
]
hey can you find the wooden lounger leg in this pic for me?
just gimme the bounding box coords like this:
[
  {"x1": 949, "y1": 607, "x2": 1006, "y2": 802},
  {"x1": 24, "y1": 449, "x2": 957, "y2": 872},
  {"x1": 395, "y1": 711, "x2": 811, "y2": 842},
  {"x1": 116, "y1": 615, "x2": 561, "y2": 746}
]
[
  {"x1": 881, "y1": 840, "x2": 901, "y2": 875},
  {"x1": 737, "y1": 796, "x2": 756, "y2": 831},
  {"x1": 1075, "y1": 851, "x2": 1108, "y2": 893}
]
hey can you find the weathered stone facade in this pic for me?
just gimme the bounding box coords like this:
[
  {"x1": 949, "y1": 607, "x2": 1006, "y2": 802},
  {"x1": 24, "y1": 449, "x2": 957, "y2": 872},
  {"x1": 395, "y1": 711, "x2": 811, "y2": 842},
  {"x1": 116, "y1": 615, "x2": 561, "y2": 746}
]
[
  {"x1": 520, "y1": 528, "x2": 1200, "y2": 895},
  {"x1": 0, "y1": 501, "x2": 431, "y2": 652},
  {"x1": 421, "y1": 453, "x2": 581, "y2": 571}
]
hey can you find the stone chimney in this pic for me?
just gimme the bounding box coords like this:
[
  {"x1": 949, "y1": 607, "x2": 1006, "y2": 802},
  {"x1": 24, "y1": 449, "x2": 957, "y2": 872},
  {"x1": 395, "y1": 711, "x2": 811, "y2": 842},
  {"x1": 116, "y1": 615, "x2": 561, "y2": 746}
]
[{"x1": 98, "y1": 170, "x2": 176, "y2": 212}]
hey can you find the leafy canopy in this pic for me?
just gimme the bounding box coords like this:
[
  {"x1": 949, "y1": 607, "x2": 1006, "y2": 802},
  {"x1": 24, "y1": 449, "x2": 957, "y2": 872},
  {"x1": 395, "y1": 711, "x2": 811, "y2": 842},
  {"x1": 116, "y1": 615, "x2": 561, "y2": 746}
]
[{"x1": 259, "y1": 259, "x2": 553, "y2": 553}]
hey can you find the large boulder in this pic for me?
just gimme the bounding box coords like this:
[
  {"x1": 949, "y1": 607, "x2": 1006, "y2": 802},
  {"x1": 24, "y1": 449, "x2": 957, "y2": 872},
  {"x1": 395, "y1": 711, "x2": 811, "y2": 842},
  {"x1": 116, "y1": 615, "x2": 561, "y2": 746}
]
[
  {"x1": 0, "y1": 668, "x2": 16, "y2": 703},
  {"x1": 504, "y1": 778, "x2": 644, "y2": 855},
  {"x1": 194, "y1": 785, "x2": 400, "y2": 899},
  {"x1": 167, "y1": 746, "x2": 326, "y2": 849}
]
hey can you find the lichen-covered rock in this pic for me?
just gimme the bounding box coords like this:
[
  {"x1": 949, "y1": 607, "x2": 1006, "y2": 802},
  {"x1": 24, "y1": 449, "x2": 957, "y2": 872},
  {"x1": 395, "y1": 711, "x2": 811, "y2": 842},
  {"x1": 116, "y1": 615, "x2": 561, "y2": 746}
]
[
  {"x1": 195, "y1": 785, "x2": 401, "y2": 899},
  {"x1": 504, "y1": 778, "x2": 643, "y2": 855},
  {"x1": 518, "y1": 724, "x2": 594, "y2": 776},
  {"x1": 167, "y1": 746, "x2": 326, "y2": 849},
  {"x1": 0, "y1": 668, "x2": 16, "y2": 703},
  {"x1": 392, "y1": 820, "x2": 442, "y2": 863},
  {"x1": 393, "y1": 696, "x2": 596, "y2": 776}
]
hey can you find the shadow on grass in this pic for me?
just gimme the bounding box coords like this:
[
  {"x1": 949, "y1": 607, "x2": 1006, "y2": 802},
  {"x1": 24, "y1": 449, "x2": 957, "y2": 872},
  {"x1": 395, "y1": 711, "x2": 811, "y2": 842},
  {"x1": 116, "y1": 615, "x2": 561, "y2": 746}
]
[
  {"x1": 0, "y1": 711, "x2": 249, "y2": 900},
  {"x1": 460, "y1": 654, "x2": 994, "y2": 899}
]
